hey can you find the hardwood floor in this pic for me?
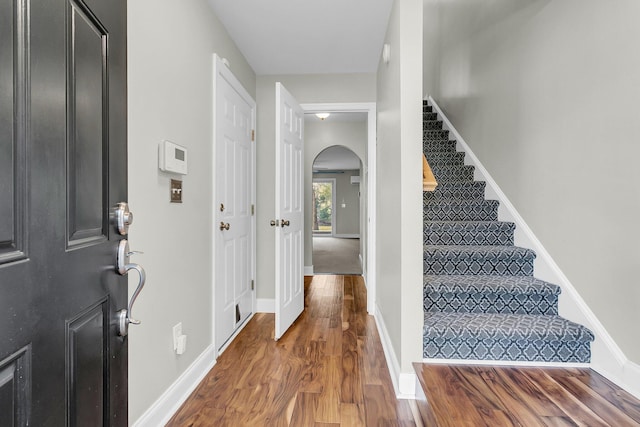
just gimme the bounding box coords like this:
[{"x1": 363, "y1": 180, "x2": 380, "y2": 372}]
[
  {"x1": 415, "y1": 363, "x2": 640, "y2": 426},
  {"x1": 167, "y1": 275, "x2": 419, "y2": 426}
]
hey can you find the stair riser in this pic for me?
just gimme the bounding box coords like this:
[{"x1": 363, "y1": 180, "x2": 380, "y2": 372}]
[
  {"x1": 424, "y1": 229, "x2": 514, "y2": 246},
  {"x1": 423, "y1": 338, "x2": 591, "y2": 363},
  {"x1": 423, "y1": 105, "x2": 433, "y2": 113},
  {"x1": 424, "y1": 202, "x2": 499, "y2": 221},
  {"x1": 424, "y1": 292, "x2": 558, "y2": 315},
  {"x1": 423, "y1": 257, "x2": 534, "y2": 276},
  {"x1": 423, "y1": 112, "x2": 437, "y2": 120}
]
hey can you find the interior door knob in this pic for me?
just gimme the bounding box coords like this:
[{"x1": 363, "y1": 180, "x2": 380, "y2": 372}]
[
  {"x1": 281, "y1": 219, "x2": 290, "y2": 227},
  {"x1": 219, "y1": 222, "x2": 230, "y2": 231}
]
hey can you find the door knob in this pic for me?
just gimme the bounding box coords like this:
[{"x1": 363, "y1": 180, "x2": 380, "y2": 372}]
[
  {"x1": 270, "y1": 220, "x2": 280, "y2": 227},
  {"x1": 219, "y1": 222, "x2": 230, "y2": 231},
  {"x1": 113, "y1": 202, "x2": 133, "y2": 235},
  {"x1": 281, "y1": 219, "x2": 290, "y2": 227}
]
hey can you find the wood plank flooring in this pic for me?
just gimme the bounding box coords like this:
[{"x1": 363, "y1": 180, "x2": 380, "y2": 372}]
[
  {"x1": 167, "y1": 275, "x2": 419, "y2": 426},
  {"x1": 415, "y1": 363, "x2": 640, "y2": 426}
]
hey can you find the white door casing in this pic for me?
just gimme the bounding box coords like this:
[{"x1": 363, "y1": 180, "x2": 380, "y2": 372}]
[
  {"x1": 275, "y1": 83, "x2": 304, "y2": 340},
  {"x1": 213, "y1": 55, "x2": 256, "y2": 352}
]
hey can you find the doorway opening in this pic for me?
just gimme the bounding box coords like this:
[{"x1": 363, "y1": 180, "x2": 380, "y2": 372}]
[
  {"x1": 301, "y1": 102, "x2": 376, "y2": 313},
  {"x1": 311, "y1": 144, "x2": 362, "y2": 275},
  {"x1": 312, "y1": 179, "x2": 335, "y2": 236}
]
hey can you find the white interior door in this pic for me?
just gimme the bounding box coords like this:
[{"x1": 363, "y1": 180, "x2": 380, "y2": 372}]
[
  {"x1": 214, "y1": 56, "x2": 255, "y2": 351},
  {"x1": 275, "y1": 83, "x2": 304, "y2": 340}
]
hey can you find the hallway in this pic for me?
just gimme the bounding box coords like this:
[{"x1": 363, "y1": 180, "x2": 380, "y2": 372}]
[{"x1": 167, "y1": 275, "x2": 418, "y2": 426}]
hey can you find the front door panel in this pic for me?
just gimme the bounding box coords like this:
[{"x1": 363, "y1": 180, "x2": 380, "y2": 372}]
[{"x1": 0, "y1": 0, "x2": 128, "y2": 425}]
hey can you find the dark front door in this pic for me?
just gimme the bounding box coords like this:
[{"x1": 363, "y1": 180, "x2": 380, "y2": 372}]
[{"x1": 0, "y1": 0, "x2": 128, "y2": 425}]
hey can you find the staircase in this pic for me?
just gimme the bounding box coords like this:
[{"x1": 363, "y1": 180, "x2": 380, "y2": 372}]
[{"x1": 421, "y1": 100, "x2": 594, "y2": 363}]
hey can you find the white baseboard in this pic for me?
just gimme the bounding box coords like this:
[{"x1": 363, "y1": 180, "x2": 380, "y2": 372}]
[
  {"x1": 132, "y1": 345, "x2": 216, "y2": 427},
  {"x1": 428, "y1": 95, "x2": 640, "y2": 400},
  {"x1": 374, "y1": 305, "x2": 416, "y2": 399},
  {"x1": 304, "y1": 265, "x2": 314, "y2": 276},
  {"x1": 257, "y1": 298, "x2": 275, "y2": 313},
  {"x1": 333, "y1": 233, "x2": 360, "y2": 239}
]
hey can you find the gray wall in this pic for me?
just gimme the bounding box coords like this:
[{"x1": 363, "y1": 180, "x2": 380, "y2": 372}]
[
  {"x1": 312, "y1": 170, "x2": 361, "y2": 236},
  {"x1": 255, "y1": 74, "x2": 376, "y2": 300},
  {"x1": 127, "y1": 0, "x2": 255, "y2": 421},
  {"x1": 376, "y1": 0, "x2": 423, "y2": 374},
  {"x1": 423, "y1": 0, "x2": 640, "y2": 362}
]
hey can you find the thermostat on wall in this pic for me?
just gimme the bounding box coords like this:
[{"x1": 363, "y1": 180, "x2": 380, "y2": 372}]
[{"x1": 159, "y1": 140, "x2": 188, "y2": 175}]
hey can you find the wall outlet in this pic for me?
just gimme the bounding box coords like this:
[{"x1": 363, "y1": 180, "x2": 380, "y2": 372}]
[{"x1": 172, "y1": 322, "x2": 182, "y2": 350}]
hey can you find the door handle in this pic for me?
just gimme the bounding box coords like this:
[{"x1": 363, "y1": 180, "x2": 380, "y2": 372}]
[
  {"x1": 117, "y1": 263, "x2": 146, "y2": 337},
  {"x1": 281, "y1": 219, "x2": 290, "y2": 227},
  {"x1": 270, "y1": 220, "x2": 280, "y2": 227},
  {"x1": 115, "y1": 239, "x2": 146, "y2": 336},
  {"x1": 219, "y1": 222, "x2": 230, "y2": 231}
]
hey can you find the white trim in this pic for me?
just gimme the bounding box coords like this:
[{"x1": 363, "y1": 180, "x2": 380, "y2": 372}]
[
  {"x1": 333, "y1": 233, "x2": 360, "y2": 239},
  {"x1": 300, "y1": 102, "x2": 377, "y2": 315},
  {"x1": 212, "y1": 54, "x2": 257, "y2": 354},
  {"x1": 132, "y1": 345, "x2": 216, "y2": 427},
  {"x1": 257, "y1": 298, "x2": 275, "y2": 313},
  {"x1": 428, "y1": 95, "x2": 640, "y2": 400},
  {"x1": 374, "y1": 304, "x2": 417, "y2": 399},
  {"x1": 304, "y1": 265, "x2": 314, "y2": 276}
]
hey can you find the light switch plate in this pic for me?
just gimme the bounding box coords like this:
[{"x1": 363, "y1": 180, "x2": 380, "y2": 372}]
[{"x1": 170, "y1": 179, "x2": 182, "y2": 203}]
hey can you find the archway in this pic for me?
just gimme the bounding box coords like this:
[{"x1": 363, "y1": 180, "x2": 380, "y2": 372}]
[{"x1": 311, "y1": 145, "x2": 363, "y2": 274}]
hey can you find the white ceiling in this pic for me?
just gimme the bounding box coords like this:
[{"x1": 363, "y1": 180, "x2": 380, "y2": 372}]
[
  {"x1": 208, "y1": 0, "x2": 394, "y2": 75},
  {"x1": 313, "y1": 146, "x2": 361, "y2": 172}
]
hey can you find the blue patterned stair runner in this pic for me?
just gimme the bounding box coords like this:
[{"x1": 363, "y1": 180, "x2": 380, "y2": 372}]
[{"x1": 422, "y1": 100, "x2": 594, "y2": 363}]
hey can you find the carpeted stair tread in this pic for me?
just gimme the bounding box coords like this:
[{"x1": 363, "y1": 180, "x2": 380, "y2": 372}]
[
  {"x1": 424, "y1": 200, "x2": 499, "y2": 221},
  {"x1": 424, "y1": 221, "x2": 515, "y2": 246},
  {"x1": 423, "y1": 275, "x2": 559, "y2": 315},
  {"x1": 431, "y1": 164, "x2": 475, "y2": 181},
  {"x1": 424, "y1": 129, "x2": 450, "y2": 141},
  {"x1": 424, "y1": 140, "x2": 457, "y2": 153},
  {"x1": 424, "y1": 181, "x2": 486, "y2": 202},
  {"x1": 424, "y1": 275, "x2": 560, "y2": 297},
  {"x1": 424, "y1": 151, "x2": 465, "y2": 166},
  {"x1": 423, "y1": 120, "x2": 443, "y2": 130},
  {"x1": 424, "y1": 245, "x2": 535, "y2": 261},
  {"x1": 424, "y1": 245, "x2": 535, "y2": 276},
  {"x1": 423, "y1": 112, "x2": 438, "y2": 120},
  {"x1": 423, "y1": 312, "x2": 594, "y2": 344}
]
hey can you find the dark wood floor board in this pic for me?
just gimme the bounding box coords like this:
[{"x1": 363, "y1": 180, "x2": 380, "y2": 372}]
[
  {"x1": 167, "y1": 275, "x2": 416, "y2": 426},
  {"x1": 550, "y1": 374, "x2": 640, "y2": 426},
  {"x1": 415, "y1": 363, "x2": 640, "y2": 426},
  {"x1": 421, "y1": 365, "x2": 492, "y2": 426},
  {"x1": 476, "y1": 367, "x2": 548, "y2": 427},
  {"x1": 522, "y1": 368, "x2": 611, "y2": 427}
]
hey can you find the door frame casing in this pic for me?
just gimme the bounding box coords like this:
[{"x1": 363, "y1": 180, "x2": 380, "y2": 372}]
[
  {"x1": 300, "y1": 102, "x2": 377, "y2": 315},
  {"x1": 311, "y1": 178, "x2": 336, "y2": 237},
  {"x1": 211, "y1": 54, "x2": 257, "y2": 355}
]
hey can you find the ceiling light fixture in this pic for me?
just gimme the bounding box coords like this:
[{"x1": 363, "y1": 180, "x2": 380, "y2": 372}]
[{"x1": 315, "y1": 113, "x2": 330, "y2": 120}]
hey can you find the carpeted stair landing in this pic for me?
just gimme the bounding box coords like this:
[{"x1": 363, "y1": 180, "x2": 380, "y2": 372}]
[{"x1": 422, "y1": 100, "x2": 594, "y2": 363}]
